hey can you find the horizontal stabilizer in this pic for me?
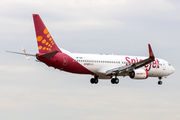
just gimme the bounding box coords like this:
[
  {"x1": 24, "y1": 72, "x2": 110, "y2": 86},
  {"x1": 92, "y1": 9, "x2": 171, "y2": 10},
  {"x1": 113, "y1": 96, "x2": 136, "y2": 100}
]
[
  {"x1": 6, "y1": 51, "x2": 36, "y2": 57},
  {"x1": 39, "y1": 50, "x2": 59, "y2": 58}
]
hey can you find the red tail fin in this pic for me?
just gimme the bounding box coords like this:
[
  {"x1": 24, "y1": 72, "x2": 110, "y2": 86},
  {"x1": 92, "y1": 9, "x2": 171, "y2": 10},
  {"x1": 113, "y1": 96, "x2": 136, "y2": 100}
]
[{"x1": 33, "y1": 14, "x2": 61, "y2": 53}]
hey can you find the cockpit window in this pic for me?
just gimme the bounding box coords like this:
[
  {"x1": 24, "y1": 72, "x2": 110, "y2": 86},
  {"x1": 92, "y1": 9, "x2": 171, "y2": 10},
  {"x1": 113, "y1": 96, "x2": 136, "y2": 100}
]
[{"x1": 168, "y1": 63, "x2": 171, "y2": 66}]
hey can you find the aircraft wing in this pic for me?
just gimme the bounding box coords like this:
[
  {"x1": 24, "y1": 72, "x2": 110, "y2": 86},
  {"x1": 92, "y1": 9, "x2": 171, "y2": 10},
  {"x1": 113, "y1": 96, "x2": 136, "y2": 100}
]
[{"x1": 105, "y1": 44, "x2": 155, "y2": 76}]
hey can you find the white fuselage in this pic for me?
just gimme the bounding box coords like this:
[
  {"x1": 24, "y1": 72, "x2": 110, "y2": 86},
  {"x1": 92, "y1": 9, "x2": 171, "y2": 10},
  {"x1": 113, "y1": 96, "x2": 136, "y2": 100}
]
[{"x1": 62, "y1": 48, "x2": 175, "y2": 79}]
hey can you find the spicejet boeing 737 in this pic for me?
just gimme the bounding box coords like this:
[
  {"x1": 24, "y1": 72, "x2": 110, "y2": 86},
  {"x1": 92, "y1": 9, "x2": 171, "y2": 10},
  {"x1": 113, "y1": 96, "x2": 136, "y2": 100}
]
[{"x1": 7, "y1": 14, "x2": 175, "y2": 85}]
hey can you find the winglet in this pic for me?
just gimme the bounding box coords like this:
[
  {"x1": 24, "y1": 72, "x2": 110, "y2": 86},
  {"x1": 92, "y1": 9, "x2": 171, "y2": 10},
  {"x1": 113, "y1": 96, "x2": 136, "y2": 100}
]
[{"x1": 148, "y1": 44, "x2": 155, "y2": 59}]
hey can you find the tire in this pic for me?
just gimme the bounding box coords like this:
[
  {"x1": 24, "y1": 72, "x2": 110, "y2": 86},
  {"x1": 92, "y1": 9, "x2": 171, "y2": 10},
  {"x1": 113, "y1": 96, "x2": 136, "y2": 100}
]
[
  {"x1": 158, "y1": 81, "x2": 162, "y2": 85},
  {"x1": 115, "y1": 78, "x2": 119, "y2": 84},
  {"x1": 111, "y1": 78, "x2": 115, "y2": 84},
  {"x1": 94, "y1": 79, "x2": 98, "y2": 84},
  {"x1": 90, "y1": 78, "x2": 95, "y2": 84}
]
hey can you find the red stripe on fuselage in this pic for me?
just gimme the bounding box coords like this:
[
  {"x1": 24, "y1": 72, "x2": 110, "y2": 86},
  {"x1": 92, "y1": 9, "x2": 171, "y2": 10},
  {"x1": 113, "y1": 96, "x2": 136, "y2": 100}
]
[{"x1": 36, "y1": 52, "x2": 95, "y2": 75}]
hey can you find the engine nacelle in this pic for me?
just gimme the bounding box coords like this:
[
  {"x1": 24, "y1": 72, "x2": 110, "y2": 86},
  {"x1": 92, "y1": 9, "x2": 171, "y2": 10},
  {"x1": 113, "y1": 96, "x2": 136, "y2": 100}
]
[{"x1": 129, "y1": 69, "x2": 148, "y2": 79}]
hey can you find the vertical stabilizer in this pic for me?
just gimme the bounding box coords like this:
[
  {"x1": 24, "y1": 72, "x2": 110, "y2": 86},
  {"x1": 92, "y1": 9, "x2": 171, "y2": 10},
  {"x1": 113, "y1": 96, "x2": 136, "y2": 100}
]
[{"x1": 33, "y1": 14, "x2": 61, "y2": 53}]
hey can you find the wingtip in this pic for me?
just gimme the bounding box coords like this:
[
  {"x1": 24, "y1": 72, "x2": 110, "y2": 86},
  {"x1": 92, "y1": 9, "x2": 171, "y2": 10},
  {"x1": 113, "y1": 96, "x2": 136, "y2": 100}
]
[{"x1": 148, "y1": 44, "x2": 155, "y2": 59}]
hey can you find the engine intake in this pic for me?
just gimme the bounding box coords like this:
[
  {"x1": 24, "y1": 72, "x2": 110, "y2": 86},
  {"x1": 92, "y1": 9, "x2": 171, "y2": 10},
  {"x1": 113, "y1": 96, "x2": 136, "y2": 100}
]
[{"x1": 129, "y1": 69, "x2": 148, "y2": 79}]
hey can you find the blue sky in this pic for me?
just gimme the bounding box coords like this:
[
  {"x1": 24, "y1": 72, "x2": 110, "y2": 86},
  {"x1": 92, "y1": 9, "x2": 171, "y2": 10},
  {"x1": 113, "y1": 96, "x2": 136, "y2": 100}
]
[{"x1": 0, "y1": 0, "x2": 180, "y2": 120}]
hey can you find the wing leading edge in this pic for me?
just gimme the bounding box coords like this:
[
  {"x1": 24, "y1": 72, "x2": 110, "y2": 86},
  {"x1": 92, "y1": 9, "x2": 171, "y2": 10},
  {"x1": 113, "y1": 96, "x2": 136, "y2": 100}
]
[{"x1": 105, "y1": 44, "x2": 155, "y2": 76}]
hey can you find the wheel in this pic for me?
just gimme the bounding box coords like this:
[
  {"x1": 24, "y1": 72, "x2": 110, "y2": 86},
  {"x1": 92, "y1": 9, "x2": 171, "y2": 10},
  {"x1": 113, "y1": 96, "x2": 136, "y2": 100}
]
[
  {"x1": 115, "y1": 78, "x2": 119, "y2": 84},
  {"x1": 158, "y1": 81, "x2": 162, "y2": 85},
  {"x1": 111, "y1": 78, "x2": 115, "y2": 84},
  {"x1": 111, "y1": 78, "x2": 119, "y2": 84},
  {"x1": 90, "y1": 78, "x2": 98, "y2": 84},
  {"x1": 90, "y1": 78, "x2": 95, "y2": 84},
  {"x1": 94, "y1": 79, "x2": 98, "y2": 84}
]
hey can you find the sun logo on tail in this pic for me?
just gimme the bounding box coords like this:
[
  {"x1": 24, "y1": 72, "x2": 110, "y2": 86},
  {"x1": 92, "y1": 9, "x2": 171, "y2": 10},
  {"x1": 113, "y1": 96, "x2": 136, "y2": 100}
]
[{"x1": 36, "y1": 28, "x2": 55, "y2": 51}]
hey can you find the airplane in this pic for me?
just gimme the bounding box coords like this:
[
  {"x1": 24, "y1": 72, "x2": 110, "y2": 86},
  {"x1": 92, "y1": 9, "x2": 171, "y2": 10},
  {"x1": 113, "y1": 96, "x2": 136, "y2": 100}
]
[{"x1": 7, "y1": 14, "x2": 175, "y2": 85}]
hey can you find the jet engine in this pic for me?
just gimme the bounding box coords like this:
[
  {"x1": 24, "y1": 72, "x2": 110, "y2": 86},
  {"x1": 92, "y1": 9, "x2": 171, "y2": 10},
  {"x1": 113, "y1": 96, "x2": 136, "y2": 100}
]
[{"x1": 129, "y1": 69, "x2": 148, "y2": 79}]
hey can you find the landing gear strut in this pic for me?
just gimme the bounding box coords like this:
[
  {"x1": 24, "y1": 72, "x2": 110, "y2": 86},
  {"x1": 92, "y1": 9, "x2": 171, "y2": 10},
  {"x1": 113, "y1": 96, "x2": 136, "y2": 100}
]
[
  {"x1": 158, "y1": 77, "x2": 163, "y2": 85},
  {"x1": 111, "y1": 77, "x2": 119, "y2": 84},
  {"x1": 90, "y1": 75, "x2": 99, "y2": 84}
]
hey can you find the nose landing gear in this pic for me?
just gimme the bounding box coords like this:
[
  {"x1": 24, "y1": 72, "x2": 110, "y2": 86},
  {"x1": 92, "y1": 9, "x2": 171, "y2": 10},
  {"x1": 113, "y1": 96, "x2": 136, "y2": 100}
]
[{"x1": 158, "y1": 77, "x2": 163, "y2": 85}]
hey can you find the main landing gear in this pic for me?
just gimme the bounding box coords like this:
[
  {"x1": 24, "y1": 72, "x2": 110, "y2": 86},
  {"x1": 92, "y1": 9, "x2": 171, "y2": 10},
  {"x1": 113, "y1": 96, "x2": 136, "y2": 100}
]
[
  {"x1": 90, "y1": 75, "x2": 99, "y2": 84},
  {"x1": 111, "y1": 77, "x2": 119, "y2": 84},
  {"x1": 90, "y1": 75, "x2": 119, "y2": 84},
  {"x1": 158, "y1": 77, "x2": 163, "y2": 85}
]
